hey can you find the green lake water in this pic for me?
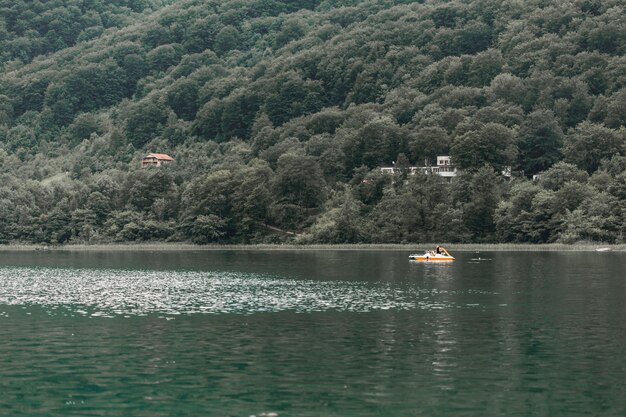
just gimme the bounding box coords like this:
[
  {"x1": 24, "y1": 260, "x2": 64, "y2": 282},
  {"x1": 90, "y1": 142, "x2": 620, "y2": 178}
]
[{"x1": 0, "y1": 250, "x2": 624, "y2": 416}]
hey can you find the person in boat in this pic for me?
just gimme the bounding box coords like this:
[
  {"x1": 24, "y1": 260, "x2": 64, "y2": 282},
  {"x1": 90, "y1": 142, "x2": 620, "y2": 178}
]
[{"x1": 435, "y1": 245, "x2": 442, "y2": 254}]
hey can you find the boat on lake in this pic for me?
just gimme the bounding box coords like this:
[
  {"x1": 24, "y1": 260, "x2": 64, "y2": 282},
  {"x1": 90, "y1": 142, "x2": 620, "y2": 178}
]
[{"x1": 409, "y1": 246, "x2": 455, "y2": 262}]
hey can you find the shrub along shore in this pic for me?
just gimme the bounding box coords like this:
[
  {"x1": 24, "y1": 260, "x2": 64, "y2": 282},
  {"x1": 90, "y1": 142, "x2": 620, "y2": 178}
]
[{"x1": 0, "y1": 243, "x2": 623, "y2": 252}]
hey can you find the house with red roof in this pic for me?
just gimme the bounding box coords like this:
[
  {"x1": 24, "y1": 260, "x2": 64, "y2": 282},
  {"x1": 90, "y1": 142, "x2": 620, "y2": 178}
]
[{"x1": 141, "y1": 153, "x2": 175, "y2": 168}]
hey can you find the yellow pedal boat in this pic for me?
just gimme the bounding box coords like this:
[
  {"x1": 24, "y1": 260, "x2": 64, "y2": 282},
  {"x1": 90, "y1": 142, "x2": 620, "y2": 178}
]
[{"x1": 409, "y1": 247, "x2": 455, "y2": 262}]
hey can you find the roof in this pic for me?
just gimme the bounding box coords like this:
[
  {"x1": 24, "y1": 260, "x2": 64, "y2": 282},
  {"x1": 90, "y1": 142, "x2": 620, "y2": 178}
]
[{"x1": 144, "y1": 153, "x2": 174, "y2": 161}]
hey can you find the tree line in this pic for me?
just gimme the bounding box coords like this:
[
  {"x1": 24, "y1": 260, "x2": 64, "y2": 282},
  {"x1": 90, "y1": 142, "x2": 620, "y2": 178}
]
[{"x1": 0, "y1": 0, "x2": 625, "y2": 244}]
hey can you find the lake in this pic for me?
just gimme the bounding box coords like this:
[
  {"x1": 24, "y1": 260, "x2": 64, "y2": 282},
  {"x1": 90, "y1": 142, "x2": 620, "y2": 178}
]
[{"x1": 0, "y1": 249, "x2": 624, "y2": 416}]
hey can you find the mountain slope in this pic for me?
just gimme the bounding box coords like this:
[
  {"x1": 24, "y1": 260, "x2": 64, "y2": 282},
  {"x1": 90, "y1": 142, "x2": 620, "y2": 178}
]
[{"x1": 0, "y1": 0, "x2": 625, "y2": 245}]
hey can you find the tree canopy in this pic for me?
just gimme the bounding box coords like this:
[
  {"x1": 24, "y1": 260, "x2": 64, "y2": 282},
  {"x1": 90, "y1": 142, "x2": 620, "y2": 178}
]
[{"x1": 0, "y1": 0, "x2": 625, "y2": 245}]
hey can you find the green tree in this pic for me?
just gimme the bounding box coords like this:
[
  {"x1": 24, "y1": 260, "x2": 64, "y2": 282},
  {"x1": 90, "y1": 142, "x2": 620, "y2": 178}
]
[
  {"x1": 0, "y1": 94, "x2": 13, "y2": 125},
  {"x1": 167, "y1": 78, "x2": 200, "y2": 121},
  {"x1": 270, "y1": 153, "x2": 326, "y2": 229},
  {"x1": 275, "y1": 17, "x2": 307, "y2": 48},
  {"x1": 538, "y1": 162, "x2": 589, "y2": 191},
  {"x1": 563, "y1": 122, "x2": 625, "y2": 173},
  {"x1": 230, "y1": 159, "x2": 273, "y2": 240},
  {"x1": 124, "y1": 98, "x2": 170, "y2": 148},
  {"x1": 127, "y1": 169, "x2": 176, "y2": 212},
  {"x1": 408, "y1": 126, "x2": 450, "y2": 166},
  {"x1": 457, "y1": 167, "x2": 504, "y2": 242},
  {"x1": 67, "y1": 113, "x2": 101, "y2": 146},
  {"x1": 451, "y1": 122, "x2": 517, "y2": 173},
  {"x1": 178, "y1": 169, "x2": 237, "y2": 241},
  {"x1": 517, "y1": 110, "x2": 563, "y2": 176},
  {"x1": 272, "y1": 152, "x2": 325, "y2": 209},
  {"x1": 342, "y1": 115, "x2": 407, "y2": 171},
  {"x1": 488, "y1": 73, "x2": 527, "y2": 107},
  {"x1": 560, "y1": 192, "x2": 622, "y2": 243},
  {"x1": 181, "y1": 214, "x2": 227, "y2": 244},
  {"x1": 605, "y1": 88, "x2": 626, "y2": 128},
  {"x1": 525, "y1": 189, "x2": 562, "y2": 243},
  {"x1": 214, "y1": 25, "x2": 240, "y2": 55},
  {"x1": 299, "y1": 187, "x2": 366, "y2": 243},
  {"x1": 265, "y1": 73, "x2": 326, "y2": 126},
  {"x1": 495, "y1": 181, "x2": 543, "y2": 242},
  {"x1": 146, "y1": 44, "x2": 182, "y2": 73}
]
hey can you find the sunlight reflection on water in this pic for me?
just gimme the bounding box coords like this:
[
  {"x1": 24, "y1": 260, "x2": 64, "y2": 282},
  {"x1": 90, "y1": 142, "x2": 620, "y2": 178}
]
[{"x1": 0, "y1": 266, "x2": 465, "y2": 317}]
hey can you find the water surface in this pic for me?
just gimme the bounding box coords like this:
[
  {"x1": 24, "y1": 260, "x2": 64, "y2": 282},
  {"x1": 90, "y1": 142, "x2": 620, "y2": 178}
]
[{"x1": 0, "y1": 250, "x2": 624, "y2": 416}]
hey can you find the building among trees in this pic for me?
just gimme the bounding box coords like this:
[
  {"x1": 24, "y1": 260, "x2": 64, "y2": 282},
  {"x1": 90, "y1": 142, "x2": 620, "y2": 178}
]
[
  {"x1": 380, "y1": 156, "x2": 513, "y2": 180},
  {"x1": 141, "y1": 153, "x2": 175, "y2": 168},
  {"x1": 380, "y1": 156, "x2": 458, "y2": 179}
]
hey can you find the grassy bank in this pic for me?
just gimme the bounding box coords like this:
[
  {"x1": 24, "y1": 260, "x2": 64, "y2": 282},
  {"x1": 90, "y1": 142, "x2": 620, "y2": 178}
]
[{"x1": 0, "y1": 243, "x2": 624, "y2": 252}]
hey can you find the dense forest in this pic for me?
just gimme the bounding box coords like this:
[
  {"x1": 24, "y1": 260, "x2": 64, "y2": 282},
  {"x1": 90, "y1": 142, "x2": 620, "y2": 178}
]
[{"x1": 0, "y1": 0, "x2": 625, "y2": 245}]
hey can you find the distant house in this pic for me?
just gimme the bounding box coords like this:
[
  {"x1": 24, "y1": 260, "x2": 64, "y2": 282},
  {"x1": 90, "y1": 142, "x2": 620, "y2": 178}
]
[
  {"x1": 381, "y1": 156, "x2": 513, "y2": 180},
  {"x1": 141, "y1": 153, "x2": 174, "y2": 168},
  {"x1": 381, "y1": 155, "x2": 458, "y2": 180}
]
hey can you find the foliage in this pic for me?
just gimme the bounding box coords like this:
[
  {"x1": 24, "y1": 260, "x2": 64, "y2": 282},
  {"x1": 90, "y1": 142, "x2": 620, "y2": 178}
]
[{"x1": 0, "y1": 0, "x2": 625, "y2": 245}]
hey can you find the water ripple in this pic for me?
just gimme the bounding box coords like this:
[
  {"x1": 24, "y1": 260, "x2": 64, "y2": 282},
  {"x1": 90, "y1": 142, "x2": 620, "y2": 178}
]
[{"x1": 0, "y1": 267, "x2": 454, "y2": 317}]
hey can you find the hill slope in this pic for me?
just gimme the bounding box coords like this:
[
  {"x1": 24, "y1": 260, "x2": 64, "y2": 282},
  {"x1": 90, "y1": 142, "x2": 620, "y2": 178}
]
[{"x1": 0, "y1": 0, "x2": 625, "y2": 245}]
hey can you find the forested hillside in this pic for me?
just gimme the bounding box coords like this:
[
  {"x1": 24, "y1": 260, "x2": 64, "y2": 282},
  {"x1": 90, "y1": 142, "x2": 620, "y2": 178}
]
[{"x1": 0, "y1": 0, "x2": 625, "y2": 245}]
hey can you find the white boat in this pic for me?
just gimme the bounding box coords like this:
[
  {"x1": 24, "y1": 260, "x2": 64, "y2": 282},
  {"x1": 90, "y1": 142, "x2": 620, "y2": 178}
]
[{"x1": 409, "y1": 247, "x2": 455, "y2": 262}]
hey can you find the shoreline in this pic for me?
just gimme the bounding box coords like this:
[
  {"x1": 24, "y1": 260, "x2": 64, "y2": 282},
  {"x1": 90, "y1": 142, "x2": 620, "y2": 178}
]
[{"x1": 0, "y1": 243, "x2": 624, "y2": 252}]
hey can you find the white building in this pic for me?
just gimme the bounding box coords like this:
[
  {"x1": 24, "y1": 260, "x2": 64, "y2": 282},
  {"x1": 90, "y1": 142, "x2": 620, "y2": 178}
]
[
  {"x1": 380, "y1": 156, "x2": 458, "y2": 179},
  {"x1": 381, "y1": 156, "x2": 512, "y2": 180}
]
